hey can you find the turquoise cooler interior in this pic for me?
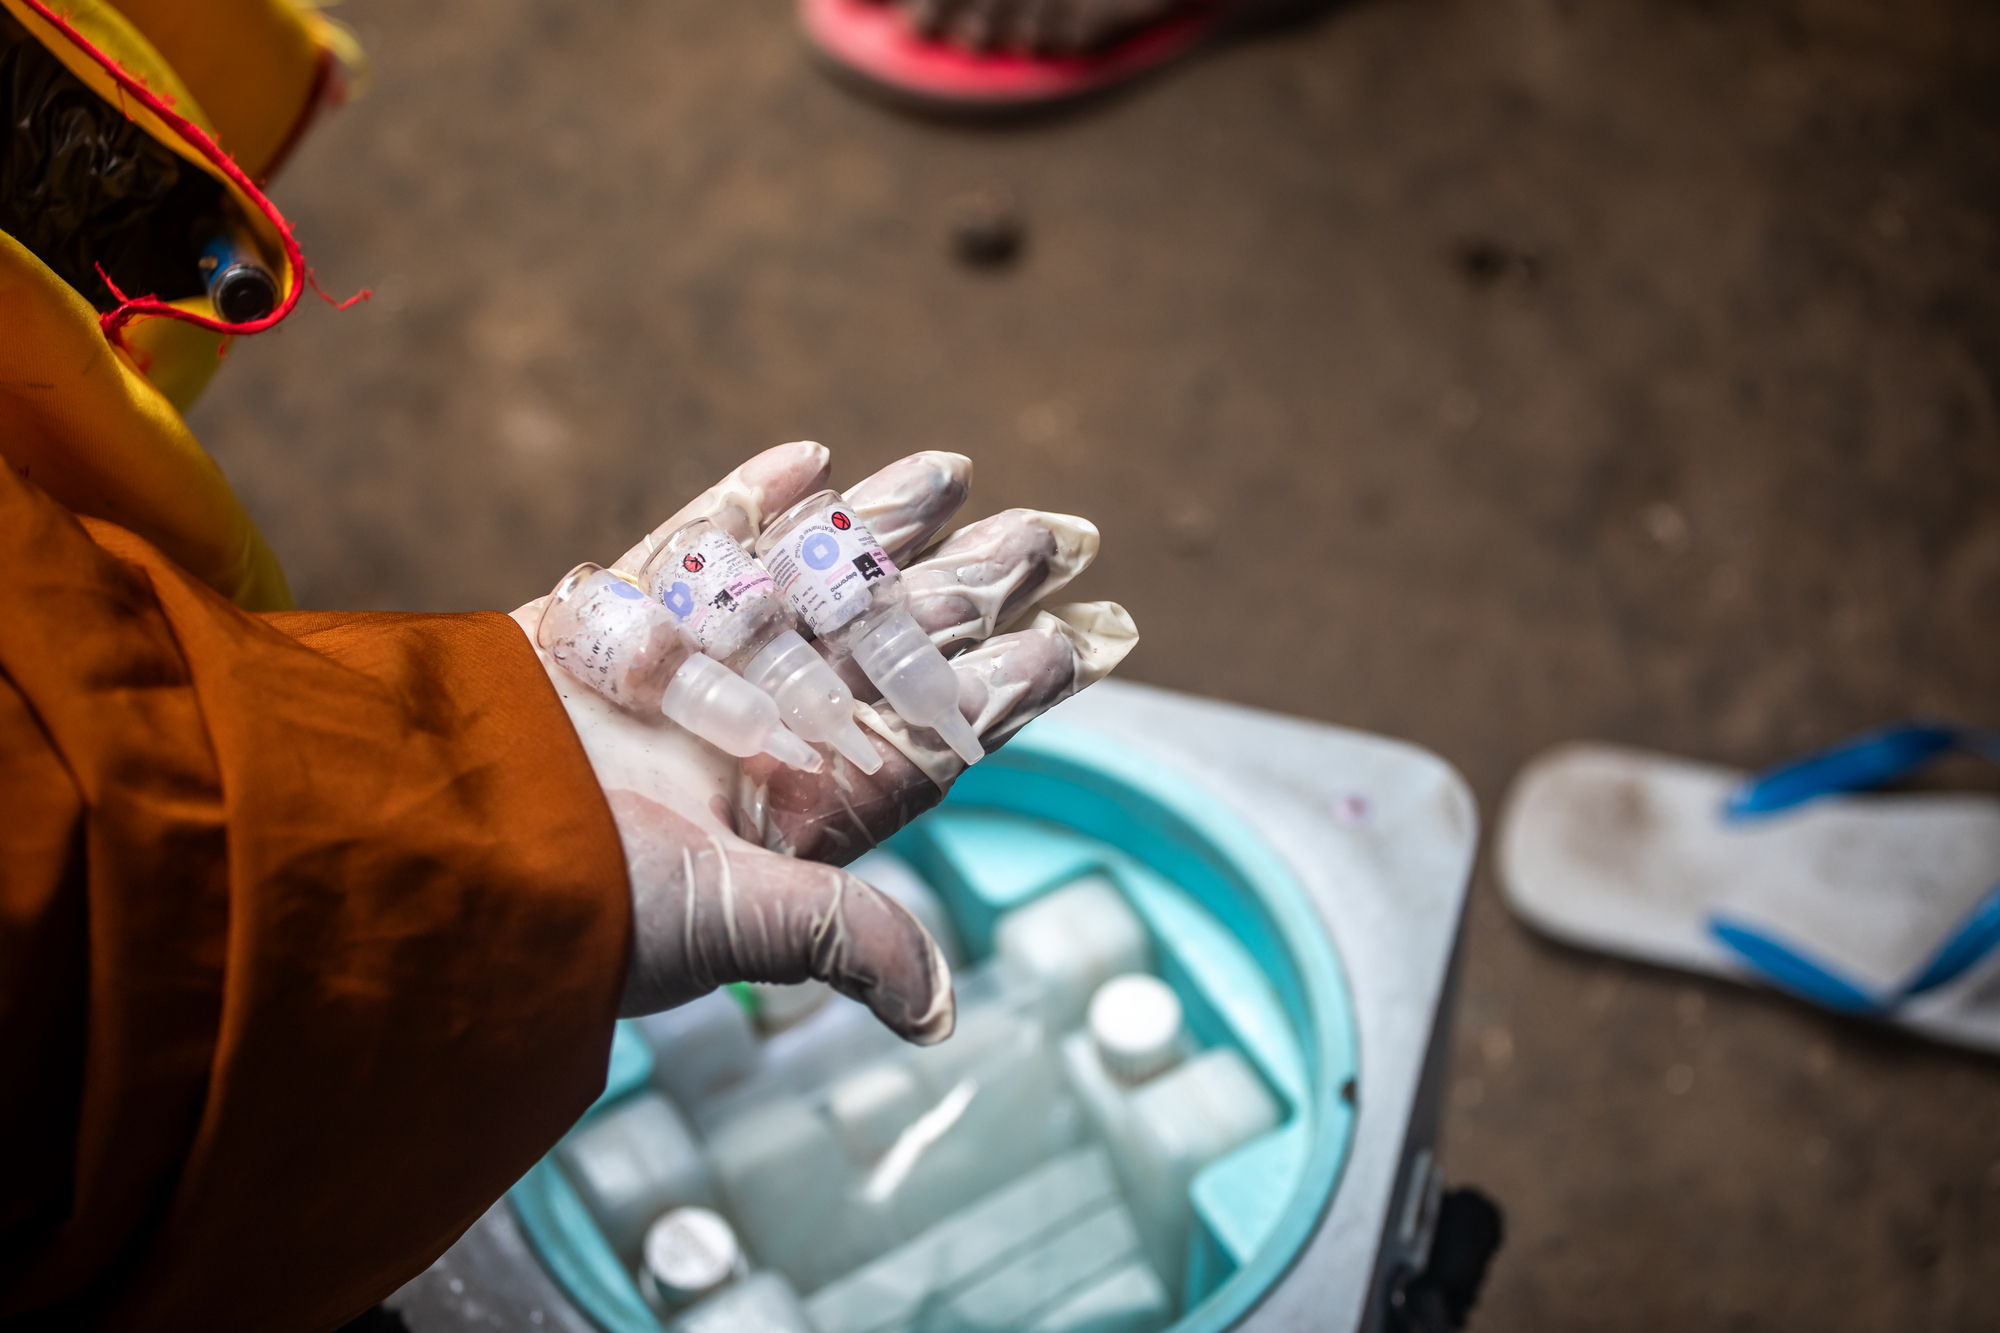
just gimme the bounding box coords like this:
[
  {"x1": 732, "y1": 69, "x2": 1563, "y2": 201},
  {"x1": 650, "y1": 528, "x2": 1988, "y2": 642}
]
[{"x1": 510, "y1": 723, "x2": 1360, "y2": 1333}]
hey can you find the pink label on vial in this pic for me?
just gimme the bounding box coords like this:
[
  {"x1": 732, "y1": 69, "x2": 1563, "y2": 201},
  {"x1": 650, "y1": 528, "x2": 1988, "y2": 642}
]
[
  {"x1": 654, "y1": 529, "x2": 779, "y2": 652},
  {"x1": 764, "y1": 506, "x2": 897, "y2": 636}
]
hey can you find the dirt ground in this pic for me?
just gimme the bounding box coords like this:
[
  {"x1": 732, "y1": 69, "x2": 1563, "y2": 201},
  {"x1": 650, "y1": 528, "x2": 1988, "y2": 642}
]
[{"x1": 187, "y1": 0, "x2": 2000, "y2": 1327}]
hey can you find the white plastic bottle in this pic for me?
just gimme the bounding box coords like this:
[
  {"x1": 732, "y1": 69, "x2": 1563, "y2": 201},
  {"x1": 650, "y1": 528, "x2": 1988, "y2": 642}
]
[
  {"x1": 1062, "y1": 974, "x2": 1188, "y2": 1202},
  {"x1": 864, "y1": 1000, "x2": 1084, "y2": 1240},
  {"x1": 704, "y1": 1094, "x2": 890, "y2": 1292},
  {"x1": 557, "y1": 1092, "x2": 717, "y2": 1267},
  {"x1": 635, "y1": 989, "x2": 760, "y2": 1112},
  {"x1": 808, "y1": 1141, "x2": 1171, "y2": 1333},
  {"x1": 1061, "y1": 974, "x2": 1280, "y2": 1299},
  {"x1": 640, "y1": 519, "x2": 881, "y2": 773},
  {"x1": 638, "y1": 1207, "x2": 749, "y2": 1316},
  {"x1": 824, "y1": 1057, "x2": 932, "y2": 1164},
  {"x1": 687, "y1": 991, "x2": 904, "y2": 1139},
  {"x1": 537, "y1": 563, "x2": 822, "y2": 771},
  {"x1": 993, "y1": 876, "x2": 1153, "y2": 1031},
  {"x1": 1029, "y1": 1259, "x2": 1173, "y2": 1333},
  {"x1": 754, "y1": 491, "x2": 985, "y2": 766},
  {"x1": 806, "y1": 1145, "x2": 1127, "y2": 1333},
  {"x1": 1122, "y1": 1048, "x2": 1282, "y2": 1297}
]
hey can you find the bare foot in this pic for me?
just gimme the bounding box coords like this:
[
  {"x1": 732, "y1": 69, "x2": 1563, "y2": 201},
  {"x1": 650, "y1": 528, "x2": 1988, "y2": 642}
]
[{"x1": 894, "y1": 0, "x2": 1198, "y2": 54}]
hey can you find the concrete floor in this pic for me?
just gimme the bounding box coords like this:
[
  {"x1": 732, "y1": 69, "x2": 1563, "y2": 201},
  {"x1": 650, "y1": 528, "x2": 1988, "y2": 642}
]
[{"x1": 187, "y1": 0, "x2": 2000, "y2": 1327}]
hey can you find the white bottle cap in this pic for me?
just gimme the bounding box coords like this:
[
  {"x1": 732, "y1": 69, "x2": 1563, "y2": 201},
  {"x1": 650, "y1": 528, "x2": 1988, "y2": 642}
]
[
  {"x1": 1088, "y1": 974, "x2": 1184, "y2": 1085},
  {"x1": 661, "y1": 652, "x2": 823, "y2": 772},
  {"x1": 641, "y1": 1206, "x2": 744, "y2": 1308},
  {"x1": 747, "y1": 978, "x2": 832, "y2": 1033},
  {"x1": 850, "y1": 609, "x2": 984, "y2": 766},
  {"x1": 744, "y1": 630, "x2": 883, "y2": 774}
]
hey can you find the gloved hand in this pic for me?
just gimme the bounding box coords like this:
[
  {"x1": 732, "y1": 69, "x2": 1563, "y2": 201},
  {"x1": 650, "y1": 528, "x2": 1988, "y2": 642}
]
[{"x1": 510, "y1": 442, "x2": 1136, "y2": 1046}]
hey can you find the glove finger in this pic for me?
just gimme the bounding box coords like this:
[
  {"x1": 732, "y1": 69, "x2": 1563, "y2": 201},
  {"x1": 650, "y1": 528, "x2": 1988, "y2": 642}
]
[
  {"x1": 611, "y1": 791, "x2": 955, "y2": 1044},
  {"x1": 739, "y1": 602, "x2": 1138, "y2": 860},
  {"x1": 612, "y1": 440, "x2": 832, "y2": 572},
  {"x1": 901, "y1": 509, "x2": 1099, "y2": 654},
  {"x1": 842, "y1": 451, "x2": 973, "y2": 565}
]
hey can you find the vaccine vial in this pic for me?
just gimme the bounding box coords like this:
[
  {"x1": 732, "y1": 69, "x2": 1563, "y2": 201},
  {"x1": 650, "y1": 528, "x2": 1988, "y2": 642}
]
[
  {"x1": 639, "y1": 1207, "x2": 749, "y2": 1315},
  {"x1": 641, "y1": 518, "x2": 788, "y2": 662},
  {"x1": 536, "y1": 563, "x2": 822, "y2": 771},
  {"x1": 641, "y1": 520, "x2": 882, "y2": 773},
  {"x1": 755, "y1": 491, "x2": 985, "y2": 767}
]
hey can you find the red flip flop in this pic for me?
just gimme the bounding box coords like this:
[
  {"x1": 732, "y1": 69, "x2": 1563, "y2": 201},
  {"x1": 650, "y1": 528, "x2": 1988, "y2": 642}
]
[{"x1": 800, "y1": 0, "x2": 1259, "y2": 112}]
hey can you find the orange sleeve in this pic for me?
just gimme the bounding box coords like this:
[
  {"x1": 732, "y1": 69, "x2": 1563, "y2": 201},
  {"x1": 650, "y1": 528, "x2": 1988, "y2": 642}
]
[{"x1": 0, "y1": 465, "x2": 631, "y2": 1331}]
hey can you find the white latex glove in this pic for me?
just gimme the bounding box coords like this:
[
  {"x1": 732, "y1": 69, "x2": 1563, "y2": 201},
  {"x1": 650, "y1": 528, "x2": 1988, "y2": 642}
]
[{"x1": 510, "y1": 442, "x2": 1137, "y2": 1046}]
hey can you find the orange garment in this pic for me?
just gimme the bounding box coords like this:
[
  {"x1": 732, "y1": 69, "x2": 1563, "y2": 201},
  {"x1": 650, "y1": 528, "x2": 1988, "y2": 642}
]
[{"x1": 0, "y1": 463, "x2": 632, "y2": 1331}]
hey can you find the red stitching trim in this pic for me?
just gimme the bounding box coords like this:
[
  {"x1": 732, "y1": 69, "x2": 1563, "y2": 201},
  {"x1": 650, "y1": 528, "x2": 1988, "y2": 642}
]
[
  {"x1": 18, "y1": 0, "x2": 356, "y2": 347},
  {"x1": 307, "y1": 267, "x2": 369, "y2": 310},
  {"x1": 92, "y1": 260, "x2": 133, "y2": 304}
]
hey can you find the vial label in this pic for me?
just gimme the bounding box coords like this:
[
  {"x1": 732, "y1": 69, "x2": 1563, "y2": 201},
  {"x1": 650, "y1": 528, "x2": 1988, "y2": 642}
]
[
  {"x1": 655, "y1": 529, "x2": 780, "y2": 652},
  {"x1": 546, "y1": 575, "x2": 667, "y2": 704},
  {"x1": 764, "y1": 505, "x2": 898, "y2": 635}
]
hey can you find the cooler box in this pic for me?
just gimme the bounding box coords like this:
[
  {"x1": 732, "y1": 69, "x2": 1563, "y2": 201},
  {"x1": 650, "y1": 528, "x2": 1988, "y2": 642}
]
[{"x1": 387, "y1": 680, "x2": 1477, "y2": 1333}]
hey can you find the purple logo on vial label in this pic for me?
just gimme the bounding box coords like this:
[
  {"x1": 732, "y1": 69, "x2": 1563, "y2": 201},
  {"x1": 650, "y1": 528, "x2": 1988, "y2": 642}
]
[
  {"x1": 802, "y1": 532, "x2": 842, "y2": 571},
  {"x1": 606, "y1": 579, "x2": 644, "y2": 600},
  {"x1": 663, "y1": 582, "x2": 696, "y2": 619}
]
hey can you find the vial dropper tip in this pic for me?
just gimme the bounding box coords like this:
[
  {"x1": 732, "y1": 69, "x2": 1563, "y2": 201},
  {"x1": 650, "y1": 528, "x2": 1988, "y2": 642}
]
[
  {"x1": 763, "y1": 725, "x2": 825, "y2": 773},
  {"x1": 933, "y1": 710, "x2": 985, "y2": 767},
  {"x1": 831, "y1": 721, "x2": 885, "y2": 775}
]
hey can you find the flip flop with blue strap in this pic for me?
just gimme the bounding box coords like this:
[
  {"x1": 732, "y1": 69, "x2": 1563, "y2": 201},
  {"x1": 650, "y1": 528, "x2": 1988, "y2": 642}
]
[{"x1": 1496, "y1": 724, "x2": 2000, "y2": 1053}]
